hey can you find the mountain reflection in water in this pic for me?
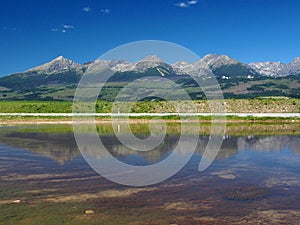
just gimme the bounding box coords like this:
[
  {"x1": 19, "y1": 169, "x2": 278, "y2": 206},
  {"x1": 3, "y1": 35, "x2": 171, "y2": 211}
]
[{"x1": 0, "y1": 124, "x2": 299, "y2": 165}]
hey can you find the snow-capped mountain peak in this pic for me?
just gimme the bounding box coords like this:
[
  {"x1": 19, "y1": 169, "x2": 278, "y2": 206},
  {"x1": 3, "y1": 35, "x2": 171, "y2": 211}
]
[
  {"x1": 22, "y1": 54, "x2": 300, "y2": 77},
  {"x1": 288, "y1": 57, "x2": 300, "y2": 75},
  {"x1": 134, "y1": 55, "x2": 173, "y2": 73},
  {"x1": 28, "y1": 56, "x2": 81, "y2": 74},
  {"x1": 172, "y1": 61, "x2": 194, "y2": 75},
  {"x1": 249, "y1": 61, "x2": 289, "y2": 77},
  {"x1": 198, "y1": 54, "x2": 240, "y2": 67}
]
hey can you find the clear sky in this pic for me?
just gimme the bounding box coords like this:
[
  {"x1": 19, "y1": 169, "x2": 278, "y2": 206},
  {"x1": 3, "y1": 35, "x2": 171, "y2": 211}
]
[{"x1": 1, "y1": 0, "x2": 300, "y2": 76}]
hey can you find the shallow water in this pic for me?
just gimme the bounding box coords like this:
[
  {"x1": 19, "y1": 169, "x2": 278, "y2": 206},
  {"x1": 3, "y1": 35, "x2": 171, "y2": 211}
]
[{"x1": 0, "y1": 123, "x2": 299, "y2": 224}]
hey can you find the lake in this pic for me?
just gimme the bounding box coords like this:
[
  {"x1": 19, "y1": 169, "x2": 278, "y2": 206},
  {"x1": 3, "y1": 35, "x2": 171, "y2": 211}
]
[{"x1": 0, "y1": 122, "x2": 299, "y2": 224}]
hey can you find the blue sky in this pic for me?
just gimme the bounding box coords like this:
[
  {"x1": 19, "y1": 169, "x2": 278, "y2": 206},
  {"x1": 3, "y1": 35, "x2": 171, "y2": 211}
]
[{"x1": 1, "y1": 0, "x2": 300, "y2": 76}]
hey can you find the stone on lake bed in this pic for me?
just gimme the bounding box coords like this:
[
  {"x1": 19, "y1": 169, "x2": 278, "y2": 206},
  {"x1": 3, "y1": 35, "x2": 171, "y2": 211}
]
[
  {"x1": 218, "y1": 174, "x2": 236, "y2": 180},
  {"x1": 84, "y1": 209, "x2": 95, "y2": 215},
  {"x1": 211, "y1": 170, "x2": 237, "y2": 180},
  {"x1": 12, "y1": 200, "x2": 22, "y2": 203}
]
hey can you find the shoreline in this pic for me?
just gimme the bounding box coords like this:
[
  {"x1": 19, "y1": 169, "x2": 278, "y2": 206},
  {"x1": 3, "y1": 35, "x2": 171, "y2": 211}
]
[
  {"x1": 0, "y1": 112, "x2": 300, "y2": 117},
  {"x1": 0, "y1": 113, "x2": 300, "y2": 125}
]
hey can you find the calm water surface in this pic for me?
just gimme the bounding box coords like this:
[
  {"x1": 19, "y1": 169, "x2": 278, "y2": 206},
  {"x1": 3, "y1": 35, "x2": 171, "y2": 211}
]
[{"x1": 0, "y1": 123, "x2": 299, "y2": 225}]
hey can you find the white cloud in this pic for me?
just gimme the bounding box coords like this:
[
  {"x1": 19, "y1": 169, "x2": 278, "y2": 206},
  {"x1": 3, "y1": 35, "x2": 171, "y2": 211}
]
[
  {"x1": 188, "y1": 0, "x2": 198, "y2": 5},
  {"x1": 100, "y1": 9, "x2": 110, "y2": 14},
  {"x1": 175, "y1": 2, "x2": 189, "y2": 8},
  {"x1": 82, "y1": 7, "x2": 91, "y2": 12},
  {"x1": 175, "y1": 0, "x2": 198, "y2": 8},
  {"x1": 62, "y1": 24, "x2": 74, "y2": 29},
  {"x1": 51, "y1": 24, "x2": 74, "y2": 33},
  {"x1": 3, "y1": 26, "x2": 20, "y2": 31}
]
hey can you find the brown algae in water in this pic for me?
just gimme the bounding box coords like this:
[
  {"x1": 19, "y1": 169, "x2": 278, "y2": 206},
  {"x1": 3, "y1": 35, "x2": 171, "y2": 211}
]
[{"x1": 223, "y1": 184, "x2": 270, "y2": 201}]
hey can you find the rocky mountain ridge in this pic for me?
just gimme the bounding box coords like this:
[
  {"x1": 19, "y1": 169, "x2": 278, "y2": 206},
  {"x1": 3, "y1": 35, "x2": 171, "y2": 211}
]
[{"x1": 25, "y1": 54, "x2": 300, "y2": 77}]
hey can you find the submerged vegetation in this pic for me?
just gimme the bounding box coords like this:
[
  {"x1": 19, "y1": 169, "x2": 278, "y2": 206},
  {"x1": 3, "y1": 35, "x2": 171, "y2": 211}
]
[{"x1": 223, "y1": 184, "x2": 270, "y2": 201}]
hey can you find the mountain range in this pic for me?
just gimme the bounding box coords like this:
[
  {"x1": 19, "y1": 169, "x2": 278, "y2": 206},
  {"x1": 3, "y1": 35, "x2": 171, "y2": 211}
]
[
  {"x1": 19, "y1": 54, "x2": 300, "y2": 77},
  {"x1": 0, "y1": 54, "x2": 299, "y2": 101}
]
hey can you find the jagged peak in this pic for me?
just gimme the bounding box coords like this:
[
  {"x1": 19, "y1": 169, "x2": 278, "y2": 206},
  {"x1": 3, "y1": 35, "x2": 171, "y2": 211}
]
[
  {"x1": 199, "y1": 54, "x2": 238, "y2": 62},
  {"x1": 291, "y1": 57, "x2": 300, "y2": 63},
  {"x1": 172, "y1": 60, "x2": 190, "y2": 66},
  {"x1": 139, "y1": 55, "x2": 165, "y2": 63},
  {"x1": 249, "y1": 61, "x2": 286, "y2": 65},
  {"x1": 202, "y1": 53, "x2": 220, "y2": 58}
]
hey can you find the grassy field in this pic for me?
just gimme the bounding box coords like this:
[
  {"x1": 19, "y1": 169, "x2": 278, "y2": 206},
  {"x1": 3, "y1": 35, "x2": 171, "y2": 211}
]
[{"x1": 0, "y1": 98, "x2": 299, "y2": 114}]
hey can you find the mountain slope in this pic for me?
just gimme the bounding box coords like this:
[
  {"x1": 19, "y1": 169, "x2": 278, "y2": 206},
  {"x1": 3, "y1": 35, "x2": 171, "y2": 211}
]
[{"x1": 0, "y1": 69, "x2": 83, "y2": 90}]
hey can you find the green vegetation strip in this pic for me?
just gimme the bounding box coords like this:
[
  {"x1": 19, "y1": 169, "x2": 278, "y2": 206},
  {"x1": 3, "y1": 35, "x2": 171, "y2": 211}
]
[{"x1": 0, "y1": 99, "x2": 299, "y2": 114}]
